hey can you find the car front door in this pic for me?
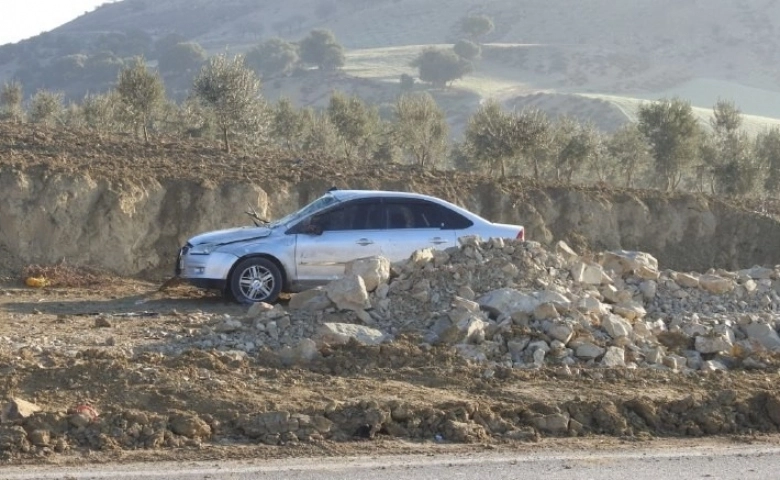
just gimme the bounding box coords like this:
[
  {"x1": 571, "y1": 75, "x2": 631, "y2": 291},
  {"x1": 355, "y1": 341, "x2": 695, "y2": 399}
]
[
  {"x1": 292, "y1": 199, "x2": 384, "y2": 284},
  {"x1": 378, "y1": 200, "x2": 460, "y2": 262}
]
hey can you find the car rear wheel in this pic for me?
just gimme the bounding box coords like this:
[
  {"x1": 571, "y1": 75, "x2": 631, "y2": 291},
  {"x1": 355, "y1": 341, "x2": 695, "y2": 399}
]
[{"x1": 229, "y1": 257, "x2": 282, "y2": 304}]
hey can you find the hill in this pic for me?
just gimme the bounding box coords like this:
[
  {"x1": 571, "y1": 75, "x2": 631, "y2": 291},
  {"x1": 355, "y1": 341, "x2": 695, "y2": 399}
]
[{"x1": 2, "y1": 0, "x2": 780, "y2": 133}]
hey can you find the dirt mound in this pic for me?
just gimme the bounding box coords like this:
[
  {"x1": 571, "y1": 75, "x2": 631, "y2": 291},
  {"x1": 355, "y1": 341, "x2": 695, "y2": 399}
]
[{"x1": 2, "y1": 341, "x2": 780, "y2": 459}]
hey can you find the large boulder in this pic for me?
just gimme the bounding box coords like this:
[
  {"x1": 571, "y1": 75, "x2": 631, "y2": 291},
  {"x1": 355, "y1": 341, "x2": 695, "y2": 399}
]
[
  {"x1": 289, "y1": 287, "x2": 333, "y2": 311},
  {"x1": 601, "y1": 314, "x2": 632, "y2": 339},
  {"x1": 1, "y1": 398, "x2": 41, "y2": 423},
  {"x1": 699, "y1": 275, "x2": 736, "y2": 295},
  {"x1": 315, "y1": 323, "x2": 387, "y2": 346},
  {"x1": 478, "y1": 289, "x2": 569, "y2": 317},
  {"x1": 570, "y1": 261, "x2": 605, "y2": 285},
  {"x1": 345, "y1": 256, "x2": 391, "y2": 292},
  {"x1": 742, "y1": 322, "x2": 780, "y2": 351},
  {"x1": 601, "y1": 251, "x2": 659, "y2": 279},
  {"x1": 325, "y1": 274, "x2": 371, "y2": 311}
]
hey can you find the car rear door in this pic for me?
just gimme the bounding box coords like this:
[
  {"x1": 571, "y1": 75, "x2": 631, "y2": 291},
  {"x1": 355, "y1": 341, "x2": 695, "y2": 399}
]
[
  {"x1": 378, "y1": 199, "x2": 465, "y2": 262},
  {"x1": 293, "y1": 199, "x2": 384, "y2": 283}
]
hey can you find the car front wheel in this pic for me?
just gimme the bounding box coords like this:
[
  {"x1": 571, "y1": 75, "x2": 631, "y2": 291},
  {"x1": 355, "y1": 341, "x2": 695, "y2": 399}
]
[{"x1": 229, "y1": 257, "x2": 282, "y2": 304}]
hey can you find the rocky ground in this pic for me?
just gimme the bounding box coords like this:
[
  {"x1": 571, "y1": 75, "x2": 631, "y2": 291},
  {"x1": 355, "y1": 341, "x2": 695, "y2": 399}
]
[{"x1": 2, "y1": 237, "x2": 780, "y2": 464}]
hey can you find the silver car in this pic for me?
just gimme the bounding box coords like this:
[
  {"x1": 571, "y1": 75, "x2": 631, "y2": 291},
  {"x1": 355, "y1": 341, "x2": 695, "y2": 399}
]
[{"x1": 176, "y1": 189, "x2": 525, "y2": 303}]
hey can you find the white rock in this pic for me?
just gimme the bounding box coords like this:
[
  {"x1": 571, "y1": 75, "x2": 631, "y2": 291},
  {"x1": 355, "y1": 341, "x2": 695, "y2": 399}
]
[
  {"x1": 1, "y1": 398, "x2": 41, "y2": 423},
  {"x1": 288, "y1": 288, "x2": 332, "y2": 311},
  {"x1": 451, "y1": 296, "x2": 481, "y2": 312},
  {"x1": 533, "y1": 303, "x2": 560, "y2": 321},
  {"x1": 673, "y1": 272, "x2": 700, "y2": 288},
  {"x1": 742, "y1": 323, "x2": 780, "y2": 351},
  {"x1": 345, "y1": 256, "x2": 391, "y2": 292},
  {"x1": 662, "y1": 355, "x2": 687, "y2": 370},
  {"x1": 602, "y1": 314, "x2": 633, "y2": 339},
  {"x1": 694, "y1": 333, "x2": 733, "y2": 354},
  {"x1": 532, "y1": 348, "x2": 546, "y2": 366},
  {"x1": 612, "y1": 302, "x2": 646, "y2": 322},
  {"x1": 601, "y1": 250, "x2": 658, "y2": 277},
  {"x1": 547, "y1": 323, "x2": 574, "y2": 344},
  {"x1": 528, "y1": 340, "x2": 551, "y2": 353},
  {"x1": 576, "y1": 296, "x2": 608, "y2": 315},
  {"x1": 575, "y1": 342, "x2": 605, "y2": 359},
  {"x1": 699, "y1": 275, "x2": 736, "y2": 295},
  {"x1": 571, "y1": 261, "x2": 605, "y2": 285},
  {"x1": 639, "y1": 280, "x2": 657, "y2": 301},
  {"x1": 701, "y1": 360, "x2": 728, "y2": 371},
  {"x1": 601, "y1": 285, "x2": 633, "y2": 304},
  {"x1": 315, "y1": 323, "x2": 386, "y2": 346},
  {"x1": 740, "y1": 266, "x2": 774, "y2": 280},
  {"x1": 601, "y1": 346, "x2": 626, "y2": 367},
  {"x1": 644, "y1": 346, "x2": 665, "y2": 364},
  {"x1": 554, "y1": 241, "x2": 579, "y2": 263},
  {"x1": 247, "y1": 302, "x2": 275, "y2": 318},
  {"x1": 325, "y1": 274, "x2": 371, "y2": 311}
]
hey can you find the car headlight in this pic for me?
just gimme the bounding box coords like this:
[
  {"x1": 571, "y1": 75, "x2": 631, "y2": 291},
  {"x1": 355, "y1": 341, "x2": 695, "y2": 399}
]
[{"x1": 189, "y1": 242, "x2": 220, "y2": 255}]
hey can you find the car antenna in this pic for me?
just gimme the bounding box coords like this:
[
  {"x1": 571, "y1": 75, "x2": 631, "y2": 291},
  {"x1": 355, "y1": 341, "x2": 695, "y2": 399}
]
[{"x1": 327, "y1": 186, "x2": 339, "y2": 192}]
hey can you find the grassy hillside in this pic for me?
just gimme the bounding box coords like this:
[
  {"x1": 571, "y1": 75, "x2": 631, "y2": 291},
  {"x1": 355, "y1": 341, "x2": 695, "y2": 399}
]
[{"x1": 2, "y1": 0, "x2": 780, "y2": 135}]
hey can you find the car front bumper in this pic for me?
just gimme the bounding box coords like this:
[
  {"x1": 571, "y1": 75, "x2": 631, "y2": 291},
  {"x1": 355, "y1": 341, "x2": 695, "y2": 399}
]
[{"x1": 176, "y1": 245, "x2": 237, "y2": 290}]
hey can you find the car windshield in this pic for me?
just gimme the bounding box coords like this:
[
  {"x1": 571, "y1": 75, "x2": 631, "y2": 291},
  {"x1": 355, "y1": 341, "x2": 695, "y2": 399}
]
[{"x1": 270, "y1": 193, "x2": 339, "y2": 227}]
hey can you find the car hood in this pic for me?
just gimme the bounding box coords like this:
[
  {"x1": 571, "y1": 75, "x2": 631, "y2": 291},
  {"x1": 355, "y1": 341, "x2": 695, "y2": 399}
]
[{"x1": 188, "y1": 226, "x2": 273, "y2": 246}]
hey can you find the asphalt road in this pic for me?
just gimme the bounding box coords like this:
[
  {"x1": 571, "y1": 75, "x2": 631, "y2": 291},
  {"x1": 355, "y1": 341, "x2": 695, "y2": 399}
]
[{"x1": 4, "y1": 445, "x2": 780, "y2": 480}]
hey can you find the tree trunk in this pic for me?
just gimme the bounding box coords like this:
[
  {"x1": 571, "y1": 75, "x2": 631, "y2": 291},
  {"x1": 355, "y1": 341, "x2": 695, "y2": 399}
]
[{"x1": 222, "y1": 127, "x2": 230, "y2": 153}]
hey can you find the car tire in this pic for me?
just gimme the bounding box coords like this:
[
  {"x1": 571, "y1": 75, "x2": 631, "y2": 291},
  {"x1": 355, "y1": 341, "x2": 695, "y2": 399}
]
[{"x1": 229, "y1": 257, "x2": 283, "y2": 304}]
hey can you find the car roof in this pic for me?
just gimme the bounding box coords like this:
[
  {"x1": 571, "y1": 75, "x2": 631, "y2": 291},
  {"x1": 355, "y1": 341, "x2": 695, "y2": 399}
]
[
  {"x1": 327, "y1": 189, "x2": 488, "y2": 222},
  {"x1": 329, "y1": 189, "x2": 444, "y2": 202}
]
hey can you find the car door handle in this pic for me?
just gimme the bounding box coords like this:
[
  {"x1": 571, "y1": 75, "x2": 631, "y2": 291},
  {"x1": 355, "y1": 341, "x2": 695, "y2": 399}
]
[
  {"x1": 356, "y1": 238, "x2": 374, "y2": 246},
  {"x1": 430, "y1": 237, "x2": 448, "y2": 245}
]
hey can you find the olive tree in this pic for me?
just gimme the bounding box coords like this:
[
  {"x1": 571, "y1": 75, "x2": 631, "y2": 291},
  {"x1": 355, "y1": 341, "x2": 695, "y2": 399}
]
[
  {"x1": 29, "y1": 89, "x2": 64, "y2": 126},
  {"x1": 192, "y1": 54, "x2": 267, "y2": 153},
  {"x1": 394, "y1": 92, "x2": 449, "y2": 168},
  {"x1": 637, "y1": 97, "x2": 701, "y2": 191},
  {"x1": 116, "y1": 57, "x2": 165, "y2": 141},
  {"x1": 410, "y1": 48, "x2": 473, "y2": 88},
  {"x1": 453, "y1": 40, "x2": 481, "y2": 61},
  {"x1": 298, "y1": 107, "x2": 340, "y2": 153},
  {"x1": 299, "y1": 29, "x2": 345, "y2": 71},
  {"x1": 758, "y1": 127, "x2": 780, "y2": 194},
  {"x1": 326, "y1": 91, "x2": 379, "y2": 161},
  {"x1": 0, "y1": 80, "x2": 23, "y2": 122},
  {"x1": 245, "y1": 38, "x2": 299, "y2": 78},
  {"x1": 551, "y1": 117, "x2": 603, "y2": 183},
  {"x1": 270, "y1": 97, "x2": 306, "y2": 150},
  {"x1": 458, "y1": 14, "x2": 494, "y2": 42},
  {"x1": 464, "y1": 100, "x2": 548, "y2": 178},
  {"x1": 605, "y1": 123, "x2": 653, "y2": 188},
  {"x1": 701, "y1": 100, "x2": 757, "y2": 195}
]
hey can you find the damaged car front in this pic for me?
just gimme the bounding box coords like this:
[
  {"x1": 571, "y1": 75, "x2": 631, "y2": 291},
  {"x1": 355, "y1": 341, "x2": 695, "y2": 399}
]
[{"x1": 175, "y1": 192, "x2": 340, "y2": 302}]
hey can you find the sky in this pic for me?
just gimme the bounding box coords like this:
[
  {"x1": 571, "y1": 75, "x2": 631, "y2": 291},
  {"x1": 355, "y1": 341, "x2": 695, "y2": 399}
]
[{"x1": 0, "y1": 0, "x2": 112, "y2": 45}]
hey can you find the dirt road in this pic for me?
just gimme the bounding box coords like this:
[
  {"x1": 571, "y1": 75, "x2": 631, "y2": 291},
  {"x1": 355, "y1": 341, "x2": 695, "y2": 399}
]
[{"x1": 3, "y1": 441, "x2": 780, "y2": 479}]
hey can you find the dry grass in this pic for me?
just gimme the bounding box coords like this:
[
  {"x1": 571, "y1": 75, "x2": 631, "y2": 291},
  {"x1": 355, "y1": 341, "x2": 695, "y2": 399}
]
[{"x1": 22, "y1": 263, "x2": 116, "y2": 288}]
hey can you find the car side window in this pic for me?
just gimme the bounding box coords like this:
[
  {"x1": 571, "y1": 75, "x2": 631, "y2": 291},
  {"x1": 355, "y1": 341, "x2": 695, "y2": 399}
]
[
  {"x1": 314, "y1": 201, "x2": 383, "y2": 231},
  {"x1": 384, "y1": 203, "x2": 415, "y2": 229},
  {"x1": 385, "y1": 200, "x2": 474, "y2": 230}
]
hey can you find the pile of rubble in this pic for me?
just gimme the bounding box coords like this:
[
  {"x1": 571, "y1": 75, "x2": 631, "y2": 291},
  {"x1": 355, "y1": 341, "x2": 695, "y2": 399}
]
[{"x1": 150, "y1": 237, "x2": 780, "y2": 372}]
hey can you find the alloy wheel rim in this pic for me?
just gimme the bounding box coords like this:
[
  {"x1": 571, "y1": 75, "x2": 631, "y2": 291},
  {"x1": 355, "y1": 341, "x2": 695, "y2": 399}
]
[{"x1": 238, "y1": 265, "x2": 274, "y2": 301}]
